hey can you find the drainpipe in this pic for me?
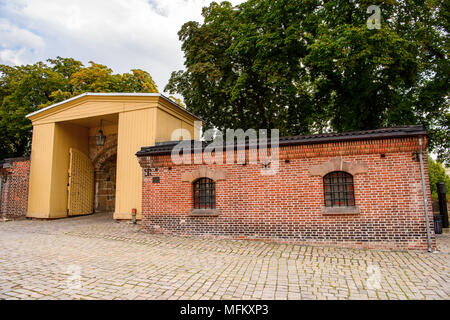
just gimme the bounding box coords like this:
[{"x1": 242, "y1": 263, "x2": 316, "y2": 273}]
[{"x1": 418, "y1": 137, "x2": 432, "y2": 252}]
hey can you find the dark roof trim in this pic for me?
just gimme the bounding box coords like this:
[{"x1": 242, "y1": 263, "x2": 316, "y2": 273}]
[{"x1": 136, "y1": 125, "x2": 427, "y2": 157}]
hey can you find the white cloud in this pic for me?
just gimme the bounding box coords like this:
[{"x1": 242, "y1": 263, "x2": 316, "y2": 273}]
[
  {"x1": 0, "y1": 0, "x2": 244, "y2": 92},
  {"x1": 0, "y1": 18, "x2": 45, "y2": 65}
]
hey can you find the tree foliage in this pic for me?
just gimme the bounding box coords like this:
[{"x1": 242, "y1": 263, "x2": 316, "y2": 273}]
[
  {"x1": 165, "y1": 0, "x2": 449, "y2": 163},
  {"x1": 428, "y1": 156, "x2": 450, "y2": 198},
  {"x1": 0, "y1": 57, "x2": 158, "y2": 159}
]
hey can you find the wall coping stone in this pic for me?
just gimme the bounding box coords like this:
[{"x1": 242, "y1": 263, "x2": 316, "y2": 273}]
[
  {"x1": 189, "y1": 209, "x2": 220, "y2": 217},
  {"x1": 309, "y1": 157, "x2": 368, "y2": 176},
  {"x1": 322, "y1": 206, "x2": 360, "y2": 215},
  {"x1": 181, "y1": 166, "x2": 226, "y2": 183}
]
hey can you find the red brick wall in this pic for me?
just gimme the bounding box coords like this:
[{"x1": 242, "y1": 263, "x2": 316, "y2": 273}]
[
  {"x1": 0, "y1": 158, "x2": 30, "y2": 219},
  {"x1": 139, "y1": 137, "x2": 435, "y2": 251}
]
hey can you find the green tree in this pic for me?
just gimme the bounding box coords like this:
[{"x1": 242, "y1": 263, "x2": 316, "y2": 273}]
[
  {"x1": 0, "y1": 62, "x2": 68, "y2": 157},
  {"x1": 166, "y1": 0, "x2": 449, "y2": 161},
  {"x1": 69, "y1": 62, "x2": 158, "y2": 95},
  {"x1": 0, "y1": 57, "x2": 158, "y2": 159},
  {"x1": 428, "y1": 111, "x2": 450, "y2": 165},
  {"x1": 428, "y1": 156, "x2": 450, "y2": 198}
]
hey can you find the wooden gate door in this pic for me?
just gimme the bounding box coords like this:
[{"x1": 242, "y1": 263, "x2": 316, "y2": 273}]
[{"x1": 67, "y1": 148, "x2": 94, "y2": 216}]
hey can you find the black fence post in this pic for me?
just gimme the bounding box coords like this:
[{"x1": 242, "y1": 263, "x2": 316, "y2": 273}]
[{"x1": 437, "y1": 182, "x2": 449, "y2": 228}]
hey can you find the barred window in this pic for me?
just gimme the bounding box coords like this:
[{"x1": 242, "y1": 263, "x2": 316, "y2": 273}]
[
  {"x1": 193, "y1": 178, "x2": 216, "y2": 209},
  {"x1": 323, "y1": 171, "x2": 355, "y2": 207}
]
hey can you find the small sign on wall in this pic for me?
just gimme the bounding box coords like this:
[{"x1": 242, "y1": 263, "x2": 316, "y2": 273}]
[
  {"x1": 152, "y1": 176, "x2": 160, "y2": 183},
  {"x1": 144, "y1": 168, "x2": 159, "y2": 177}
]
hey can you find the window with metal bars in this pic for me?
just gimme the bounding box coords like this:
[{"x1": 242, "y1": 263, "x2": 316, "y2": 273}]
[
  {"x1": 193, "y1": 178, "x2": 216, "y2": 209},
  {"x1": 323, "y1": 171, "x2": 355, "y2": 207}
]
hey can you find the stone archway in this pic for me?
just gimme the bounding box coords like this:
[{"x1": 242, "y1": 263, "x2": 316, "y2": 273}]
[
  {"x1": 94, "y1": 154, "x2": 117, "y2": 213},
  {"x1": 91, "y1": 134, "x2": 118, "y2": 213}
]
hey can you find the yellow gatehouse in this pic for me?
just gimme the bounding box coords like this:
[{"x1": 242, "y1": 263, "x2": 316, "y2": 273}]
[{"x1": 25, "y1": 93, "x2": 201, "y2": 220}]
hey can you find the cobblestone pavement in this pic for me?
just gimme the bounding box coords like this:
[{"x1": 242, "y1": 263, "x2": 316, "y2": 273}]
[{"x1": 0, "y1": 212, "x2": 449, "y2": 300}]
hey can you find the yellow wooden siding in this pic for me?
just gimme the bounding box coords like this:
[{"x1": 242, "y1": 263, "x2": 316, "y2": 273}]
[
  {"x1": 155, "y1": 109, "x2": 197, "y2": 142},
  {"x1": 156, "y1": 98, "x2": 199, "y2": 128},
  {"x1": 33, "y1": 101, "x2": 127, "y2": 125},
  {"x1": 182, "y1": 120, "x2": 196, "y2": 139},
  {"x1": 155, "y1": 109, "x2": 182, "y2": 142},
  {"x1": 30, "y1": 96, "x2": 199, "y2": 127},
  {"x1": 115, "y1": 108, "x2": 156, "y2": 219},
  {"x1": 27, "y1": 123, "x2": 55, "y2": 218}
]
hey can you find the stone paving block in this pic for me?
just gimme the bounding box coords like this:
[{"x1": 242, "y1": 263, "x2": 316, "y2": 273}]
[{"x1": 0, "y1": 212, "x2": 448, "y2": 300}]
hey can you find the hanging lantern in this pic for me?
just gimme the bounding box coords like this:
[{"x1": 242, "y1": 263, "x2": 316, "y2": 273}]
[{"x1": 95, "y1": 120, "x2": 106, "y2": 146}]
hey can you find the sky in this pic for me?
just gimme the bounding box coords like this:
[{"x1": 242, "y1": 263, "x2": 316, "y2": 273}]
[{"x1": 0, "y1": 0, "x2": 243, "y2": 93}]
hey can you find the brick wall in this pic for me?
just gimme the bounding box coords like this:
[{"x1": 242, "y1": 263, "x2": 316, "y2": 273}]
[
  {"x1": 0, "y1": 158, "x2": 31, "y2": 219},
  {"x1": 139, "y1": 137, "x2": 436, "y2": 251}
]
